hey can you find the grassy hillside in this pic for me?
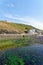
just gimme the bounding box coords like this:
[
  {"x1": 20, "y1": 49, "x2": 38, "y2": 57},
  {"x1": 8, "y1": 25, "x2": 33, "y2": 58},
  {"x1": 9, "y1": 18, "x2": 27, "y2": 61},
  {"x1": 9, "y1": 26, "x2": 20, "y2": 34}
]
[{"x1": 0, "y1": 20, "x2": 37, "y2": 33}]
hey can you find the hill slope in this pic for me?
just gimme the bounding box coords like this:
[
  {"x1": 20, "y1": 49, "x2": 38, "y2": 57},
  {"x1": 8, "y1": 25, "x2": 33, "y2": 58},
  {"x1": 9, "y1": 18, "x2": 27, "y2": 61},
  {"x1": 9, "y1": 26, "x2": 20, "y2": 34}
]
[{"x1": 0, "y1": 20, "x2": 38, "y2": 33}]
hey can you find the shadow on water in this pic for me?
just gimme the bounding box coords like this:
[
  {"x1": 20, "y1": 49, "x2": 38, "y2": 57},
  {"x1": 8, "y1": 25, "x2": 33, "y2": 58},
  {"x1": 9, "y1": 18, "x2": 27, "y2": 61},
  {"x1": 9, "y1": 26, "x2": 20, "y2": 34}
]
[{"x1": 0, "y1": 44, "x2": 43, "y2": 65}]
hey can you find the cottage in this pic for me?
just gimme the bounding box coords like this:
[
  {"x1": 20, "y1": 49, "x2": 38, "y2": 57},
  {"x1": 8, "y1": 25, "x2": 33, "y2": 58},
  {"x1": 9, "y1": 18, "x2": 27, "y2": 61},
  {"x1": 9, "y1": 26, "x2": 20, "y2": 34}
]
[{"x1": 28, "y1": 29, "x2": 37, "y2": 34}]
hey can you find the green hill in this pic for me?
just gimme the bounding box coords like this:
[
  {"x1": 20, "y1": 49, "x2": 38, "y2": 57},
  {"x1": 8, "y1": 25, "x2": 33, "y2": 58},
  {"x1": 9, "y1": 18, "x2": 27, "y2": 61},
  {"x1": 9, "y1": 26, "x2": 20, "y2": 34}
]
[{"x1": 0, "y1": 20, "x2": 38, "y2": 34}]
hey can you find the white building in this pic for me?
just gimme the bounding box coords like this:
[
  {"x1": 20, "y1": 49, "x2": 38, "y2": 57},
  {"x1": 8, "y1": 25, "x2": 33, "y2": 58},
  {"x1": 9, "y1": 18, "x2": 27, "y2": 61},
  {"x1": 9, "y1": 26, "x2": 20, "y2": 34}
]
[{"x1": 28, "y1": 29, "x2": 37, "y2": 34}]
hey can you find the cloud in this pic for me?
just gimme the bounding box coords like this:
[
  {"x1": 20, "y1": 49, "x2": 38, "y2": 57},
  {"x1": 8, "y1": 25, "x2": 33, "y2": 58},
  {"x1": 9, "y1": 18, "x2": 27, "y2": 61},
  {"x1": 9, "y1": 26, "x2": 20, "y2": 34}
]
[
  {"x1": 4, "y1": 13, "x2": 14, "y2": 19},
  {"x1": 7, "y1": 3, "x2": 14, "y2": 7},
  {"x1": 4, "y1": 13, "x2": 43, "y2": 30}
]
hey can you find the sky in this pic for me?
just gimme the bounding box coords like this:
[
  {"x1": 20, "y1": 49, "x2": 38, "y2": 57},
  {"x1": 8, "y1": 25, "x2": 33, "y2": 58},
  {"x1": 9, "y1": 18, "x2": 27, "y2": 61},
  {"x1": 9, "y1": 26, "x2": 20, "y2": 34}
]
[{"x1": 0, "y1": 0, "x2": 43, "y2": 30}]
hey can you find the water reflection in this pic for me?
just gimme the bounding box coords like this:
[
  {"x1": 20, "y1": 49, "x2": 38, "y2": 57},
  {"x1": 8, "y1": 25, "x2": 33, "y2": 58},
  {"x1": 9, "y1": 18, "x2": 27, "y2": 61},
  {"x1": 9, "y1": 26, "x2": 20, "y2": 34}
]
[{"x1": 0, "y1": 44, "x2": 43, "y2": 65}]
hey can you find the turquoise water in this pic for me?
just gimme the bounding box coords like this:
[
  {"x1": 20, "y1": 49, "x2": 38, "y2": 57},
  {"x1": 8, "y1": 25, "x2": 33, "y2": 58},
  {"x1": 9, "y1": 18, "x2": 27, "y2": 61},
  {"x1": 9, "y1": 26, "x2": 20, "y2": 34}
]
[{"x1": 0, "y1": 44, "x2": 43, "y2": 65}]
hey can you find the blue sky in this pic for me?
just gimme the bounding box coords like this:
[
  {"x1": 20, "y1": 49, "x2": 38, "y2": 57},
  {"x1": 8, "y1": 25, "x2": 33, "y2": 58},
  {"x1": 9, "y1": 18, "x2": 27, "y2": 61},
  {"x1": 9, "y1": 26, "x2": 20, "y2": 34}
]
[{"x1": 0, "y1": 0, "x2": 43, "y2": 30}]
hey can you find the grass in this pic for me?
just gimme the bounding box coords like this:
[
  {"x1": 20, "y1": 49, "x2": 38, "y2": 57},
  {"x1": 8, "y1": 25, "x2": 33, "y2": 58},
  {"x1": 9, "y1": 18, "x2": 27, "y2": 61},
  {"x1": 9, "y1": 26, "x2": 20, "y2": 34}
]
[
  {"x1": 0, "y1": 37, "x2": 33, "y2": 50},
  {"x1": 0, "y1": 21, "x2": 36, "y2": 33}
]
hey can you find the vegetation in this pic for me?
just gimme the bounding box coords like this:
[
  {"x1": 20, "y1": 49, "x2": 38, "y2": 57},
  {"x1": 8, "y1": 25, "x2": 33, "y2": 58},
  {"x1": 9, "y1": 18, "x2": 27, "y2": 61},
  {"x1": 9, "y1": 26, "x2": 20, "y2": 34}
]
[
  {"x1": 0, "y1": 20, "x2": 37, "y2": 33},
  {"x1": 0, "y1": 21, "x2": 43, "y2": 65},
  {"x1": 1, "y1": 44, "x2": 42, "y2": 65},
  {"x1": 0, "y1": 37, "x2": 33, "y2": 50},
  {"x1": 3, "y1": 54, "x2": 25, "y2": 65}
]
